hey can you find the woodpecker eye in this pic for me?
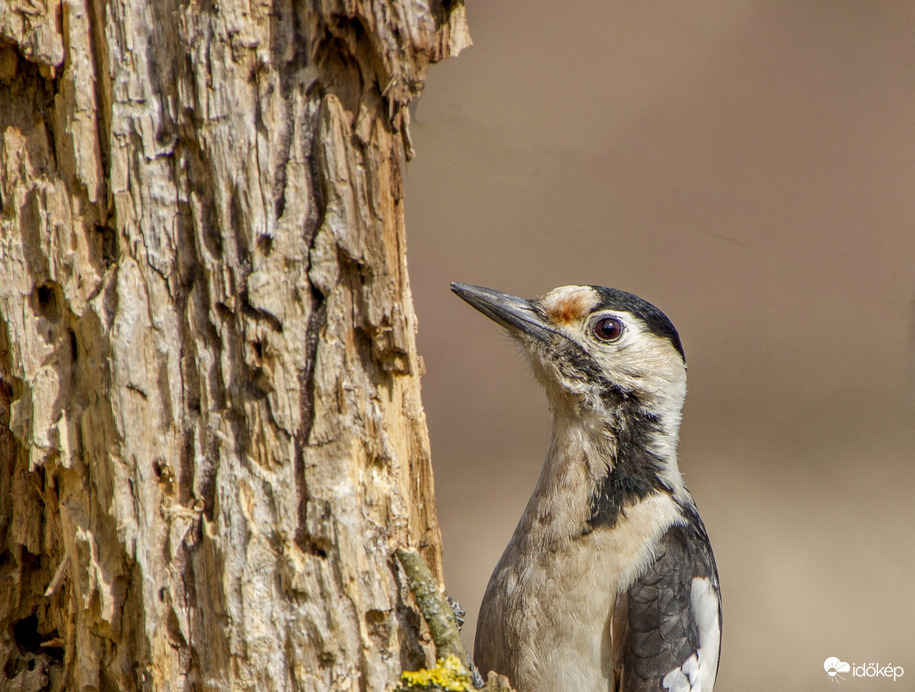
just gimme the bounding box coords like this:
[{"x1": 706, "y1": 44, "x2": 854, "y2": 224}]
[{"x1": 593, "y1": 316, "x2": 624, "y2": 342}]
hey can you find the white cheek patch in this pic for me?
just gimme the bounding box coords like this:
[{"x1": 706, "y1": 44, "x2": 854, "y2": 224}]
[
  {"x1": 660, "y1": 577, "x2": 720, "y2": 691},
  {"x1": 590, "y1": 319, "x2": 684, "y2": 386}
]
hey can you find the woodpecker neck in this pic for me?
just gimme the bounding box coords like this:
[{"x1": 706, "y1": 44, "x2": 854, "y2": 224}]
[{"x1": 546, "y1": 380, "x2": 691, "y2": 531}]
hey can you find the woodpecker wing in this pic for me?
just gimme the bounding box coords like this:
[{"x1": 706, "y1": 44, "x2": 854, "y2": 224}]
[{"x1": 611, "y1": 506, "x2": 721, "y2": 691}]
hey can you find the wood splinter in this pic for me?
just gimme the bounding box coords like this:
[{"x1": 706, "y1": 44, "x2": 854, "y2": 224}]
[{"x1": 395, "y1": 547, "x2": 516, "y2": 692}]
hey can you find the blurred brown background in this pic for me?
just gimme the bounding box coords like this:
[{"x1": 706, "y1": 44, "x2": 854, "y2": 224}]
[{"x1": 404, "y1": 2, "x2": 915, "y2": 690}]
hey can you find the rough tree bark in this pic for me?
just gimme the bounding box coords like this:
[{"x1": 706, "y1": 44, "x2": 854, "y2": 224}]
[{"x1": 0, "y1": 1, "x2": 469, "y2": 690}]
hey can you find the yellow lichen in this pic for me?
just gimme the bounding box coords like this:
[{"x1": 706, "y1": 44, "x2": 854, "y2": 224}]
[{"x1": 398, "y1": 654, "x2": 474, "y2": 691}]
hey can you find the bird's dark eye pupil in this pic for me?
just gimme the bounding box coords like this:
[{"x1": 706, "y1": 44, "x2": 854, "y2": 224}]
[{"x1": 594, "y1": 317, "x2": 623, "y2": 342}]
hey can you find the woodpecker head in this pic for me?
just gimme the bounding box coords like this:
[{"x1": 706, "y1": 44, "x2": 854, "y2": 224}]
[
  {"x1": 452, "y1": 282, "x2": 685, "y2": 406},
  {"x1": 452, "y1": 283, "x2": 688, "y2": 480}
]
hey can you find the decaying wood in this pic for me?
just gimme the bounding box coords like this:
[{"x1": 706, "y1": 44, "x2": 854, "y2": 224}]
[
  {"x1": 395, "y1": 547, "x2": 467, "y2": 664},
  {"x1": 0, "y1": 1, "x2": 470, "y2": 689},
  {"x1": 395, "y1": 548, "x2": 518, "y2": 692}
]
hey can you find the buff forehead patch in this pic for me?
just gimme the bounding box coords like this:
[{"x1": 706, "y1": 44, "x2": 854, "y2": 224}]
[{"x1": 539, "y1": 286, "x2": 596, "y2": 325}]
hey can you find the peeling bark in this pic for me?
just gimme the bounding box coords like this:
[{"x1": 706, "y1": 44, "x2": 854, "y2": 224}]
[{"x1": 0, "y1": 1, "x2": 470, "y2": 689}]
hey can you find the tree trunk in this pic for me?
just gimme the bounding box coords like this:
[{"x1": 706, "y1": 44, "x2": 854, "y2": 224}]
[{"x1": 0, "y1": 1, "x2": 469, "y2": 689}]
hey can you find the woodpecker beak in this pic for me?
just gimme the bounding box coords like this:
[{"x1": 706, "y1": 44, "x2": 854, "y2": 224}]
[{"x1": 451, "y1": 283, "x2": 555, "y2": 341}]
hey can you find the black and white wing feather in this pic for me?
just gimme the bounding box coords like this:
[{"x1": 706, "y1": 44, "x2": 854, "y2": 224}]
[{"x1": 611, "y1": 507, "x2": 721, "y2": 691}]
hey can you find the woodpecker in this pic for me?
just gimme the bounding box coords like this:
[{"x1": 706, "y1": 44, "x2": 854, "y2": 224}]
[{"x1": 451, "y1": 283, "x2": 721, "y2": 692}]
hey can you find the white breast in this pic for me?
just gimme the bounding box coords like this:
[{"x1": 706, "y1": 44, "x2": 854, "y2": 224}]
[{"x1": 476, "y1": 492, "x2": 683, "y2": 691}]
